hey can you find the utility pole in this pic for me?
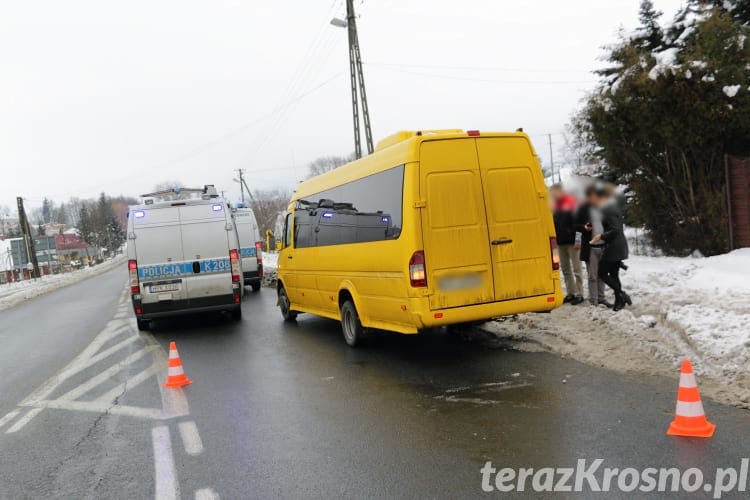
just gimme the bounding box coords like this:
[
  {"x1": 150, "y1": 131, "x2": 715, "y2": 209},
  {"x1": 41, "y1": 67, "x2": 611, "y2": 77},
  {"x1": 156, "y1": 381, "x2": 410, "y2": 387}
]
[
  {"x1": 236, "y1": 169, "x2": 246, "y2": 205},
  {"x1": 548, "y1": 134, "x2": 557, "y2": 183},
  {"x1": 333, "y1": 0, "x2": 373, "y2": 159},
  {"x1": 235, "y1": 168, "x2": 255, "y2": 204},
  {"x1": 17, "y1": 197, "x2": 40, "y2": 278}
]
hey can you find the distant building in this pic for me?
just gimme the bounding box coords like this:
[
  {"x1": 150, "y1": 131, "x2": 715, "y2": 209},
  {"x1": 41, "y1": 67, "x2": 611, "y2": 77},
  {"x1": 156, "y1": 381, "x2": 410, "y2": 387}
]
[
  {"x1": 0, "y1": 216, "x2": 20, "y2": 238},
  {"x1": 54, "y1": 233, "x2": 97, "y2": 265}
]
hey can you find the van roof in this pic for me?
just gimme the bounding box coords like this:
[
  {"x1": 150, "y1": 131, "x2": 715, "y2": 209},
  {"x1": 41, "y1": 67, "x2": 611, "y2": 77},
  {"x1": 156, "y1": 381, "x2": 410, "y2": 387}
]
[
  {"x1": 291, "y1": 130, "x2": 534, "y2": 202},
  {"x1": 129, "y1": 197, "x2": 230, "y2": 211}
]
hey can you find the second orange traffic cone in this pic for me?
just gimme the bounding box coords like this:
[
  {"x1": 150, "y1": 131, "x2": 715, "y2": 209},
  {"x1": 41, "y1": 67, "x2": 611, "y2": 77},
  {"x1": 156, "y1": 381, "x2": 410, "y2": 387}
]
[
  {"x1": 164, "y1": 341, "x2": 192, "y2": 388},
  {"x1": 667, "y1": 359, "x2": 715, "y2": 438}
]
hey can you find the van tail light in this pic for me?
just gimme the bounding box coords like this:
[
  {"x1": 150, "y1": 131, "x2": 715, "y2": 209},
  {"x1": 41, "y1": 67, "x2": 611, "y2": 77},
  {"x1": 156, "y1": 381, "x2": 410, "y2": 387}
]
[
  {"x1": 229, "y1": 249, "x2": 241, "y2": 283},
  {"x1": 409, "y1": 251, "x2": 427, "y2": 287},
  {"x1": 255, "y1": 241, "x2": 263, "y2": 277},
  {"x1": 128, "y1": 259, "x2": 140, "y2": 293},
  {"x1": 550, "y1": 237, "x2": 560, "y2": 271}
]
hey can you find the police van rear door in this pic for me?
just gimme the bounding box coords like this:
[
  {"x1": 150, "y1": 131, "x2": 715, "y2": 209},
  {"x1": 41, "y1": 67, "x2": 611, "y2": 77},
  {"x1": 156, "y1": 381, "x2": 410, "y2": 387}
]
[
  {"x1": 178, "y1": 201, "x2": 233, "y2": 302},
  {"x1": 132, "y1": 206, "x2": 189, "y2": 304}
]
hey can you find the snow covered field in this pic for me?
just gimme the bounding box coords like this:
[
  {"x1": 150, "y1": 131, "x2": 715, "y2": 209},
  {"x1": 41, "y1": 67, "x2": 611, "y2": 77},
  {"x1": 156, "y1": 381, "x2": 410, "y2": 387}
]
[
  {"x1": 482, "y1": 249, "x2": 750, "y2": 408},
  {"x1": 0, "y1": 256, "x2": 125, "y2": 313}
]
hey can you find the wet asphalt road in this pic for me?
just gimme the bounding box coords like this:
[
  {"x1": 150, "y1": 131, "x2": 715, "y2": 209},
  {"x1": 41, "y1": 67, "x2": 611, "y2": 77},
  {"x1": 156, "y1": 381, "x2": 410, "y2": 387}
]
[{"x1": 0, "y1": 266, "x2": 749, "y2": 499}]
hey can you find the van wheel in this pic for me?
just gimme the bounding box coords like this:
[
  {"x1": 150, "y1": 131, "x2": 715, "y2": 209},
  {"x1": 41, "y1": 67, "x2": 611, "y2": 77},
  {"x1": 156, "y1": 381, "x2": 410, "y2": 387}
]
[
  {"x1": 278, "y1": 286, "x2": 297, "y2": 322},
  {"x1": 136, "y1": 318, "x2": 150, "y2": 331},
  {"x1": 231, "y1": 306, "x2": 242, "y2": 321},
  {"x1": 340, "y1": 300, "x2": 364, "y2": 347},
  {"x1": 251, "y1": 282, "x2": 261, "y2": 292}
]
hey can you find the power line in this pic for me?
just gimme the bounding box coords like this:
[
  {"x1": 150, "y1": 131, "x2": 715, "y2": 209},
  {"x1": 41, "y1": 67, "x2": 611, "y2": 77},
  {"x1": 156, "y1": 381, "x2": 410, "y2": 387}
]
[
  {"x1": 59, "y1": 73, "x2": 344, "y2": 199},
  {"x1": 367, "y1": 64, "x2": 596, "y2": 84},
  {"x1": 364, "y1": 61, "x2": 593, "y2": 74}
]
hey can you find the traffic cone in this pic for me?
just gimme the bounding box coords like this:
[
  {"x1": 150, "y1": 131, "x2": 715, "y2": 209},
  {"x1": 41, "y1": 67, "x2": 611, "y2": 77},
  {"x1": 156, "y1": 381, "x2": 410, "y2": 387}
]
[
  {"x1": 164, "y1": 341, "x2": 192, "y2": 388},
  {"x1": 667, "y1": 359, "x2": 715, "y2": 438}
]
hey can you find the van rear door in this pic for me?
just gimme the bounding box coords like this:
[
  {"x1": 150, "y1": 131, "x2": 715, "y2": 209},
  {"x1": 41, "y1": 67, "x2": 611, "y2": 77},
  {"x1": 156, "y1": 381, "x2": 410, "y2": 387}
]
[
  {"x1": 132, "y1": 207, "x2": 189, "y2": 303},
  {"x1": 476, "y1": 137, "x2": 554, "y2": 300},
  {"x1": 178, "y1": 203, "x2": 233, "y2": 301},
  {"x1": 419, "y1": 139, "x2": 495, "y2": 309}
]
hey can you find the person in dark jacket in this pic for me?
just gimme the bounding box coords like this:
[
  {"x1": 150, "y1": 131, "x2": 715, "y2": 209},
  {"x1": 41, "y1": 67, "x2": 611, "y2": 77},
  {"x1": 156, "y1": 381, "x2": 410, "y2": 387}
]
[
  {"x1": 575, "y1": 184, "x2": 610, "y2": 307},
  {"x1": 550, "y1": 184, "x2": 584, "y2": 305},
  {"x1": 591, "y1": 186, "x2": 632, "y2": 311}
]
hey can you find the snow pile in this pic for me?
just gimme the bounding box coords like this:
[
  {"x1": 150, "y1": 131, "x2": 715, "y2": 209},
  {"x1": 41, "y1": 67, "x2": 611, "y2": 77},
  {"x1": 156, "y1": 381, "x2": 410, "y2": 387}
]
[
  {"x1": 262, "y1": 252, "x2": 278, "y2": 270},
  {"x1": 261, "y1": 252, "x2": 279, "y2": 287},
  {"x1": 0, "y1": 256, "x2": 125, "y2": 313},
  {"x1": 482, "y1": 249, "x2": 750, "y2": 408}
]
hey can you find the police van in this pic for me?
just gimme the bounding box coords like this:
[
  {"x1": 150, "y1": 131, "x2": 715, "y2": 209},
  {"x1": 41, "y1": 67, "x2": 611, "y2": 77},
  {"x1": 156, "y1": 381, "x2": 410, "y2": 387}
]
[
  {"x1": 232, "y1": 205, "x2": 263, "y2": 292},
  {"x1": 126, "y1": 185, "x2": 244, "y2": 330}
]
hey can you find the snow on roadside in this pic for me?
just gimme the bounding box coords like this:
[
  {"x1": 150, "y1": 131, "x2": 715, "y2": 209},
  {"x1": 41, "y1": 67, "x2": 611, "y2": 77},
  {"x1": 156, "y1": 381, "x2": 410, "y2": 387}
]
[
  {"x1": 262, "y1": 252, "x2": 278, "y2": 271},
  {"x1": 0, "y1": 256, "x2": 126, "y2": 313},
  {"x1": 261, "y1": 252, "x2": 279, "y2": 287},
  {"x1": 482, "y1": 249, "x2": 750, "y2": 409}
]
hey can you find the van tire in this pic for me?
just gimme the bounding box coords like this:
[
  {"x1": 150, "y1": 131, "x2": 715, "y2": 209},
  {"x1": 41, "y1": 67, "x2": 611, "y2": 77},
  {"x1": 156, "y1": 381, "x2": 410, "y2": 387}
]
[
  {"x1": 251, "y1": 282, "x2": 261, "y2": 292},
  {"x1": 278, "y1": 286, "x2": 297, "y2": 322},
  {"x1": 136, "y1": 318, "x2": 150, "y2": 331},
  {"x1": 231, "y1": 306, "x2": 242, "y2": 321},
  {"x1": 340, "y1": 300, "x2": 364, "y2": 347}
]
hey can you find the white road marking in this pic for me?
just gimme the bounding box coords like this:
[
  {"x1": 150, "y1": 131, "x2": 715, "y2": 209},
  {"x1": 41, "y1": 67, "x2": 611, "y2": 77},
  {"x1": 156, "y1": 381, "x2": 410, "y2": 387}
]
[
  {"x1": 58, "y1": 346, "x2": 156, "y2": 402},
  {"x1": 195, "y1": 488, "x2": 219, "y2": 500},
  {"x1": 0, "y1": 409, "x2": 21, "y2": 429},
  {"x1": 4, "y1": 294, "x2": 190, "y2": 431},
  {"x1": 5, "y1": 408, "x2": 44, "y2": 434},
  {"x1": 29, "y1": 399, "x2": 165, "y2": 420},
  {"x1": 178, "y1": 420, "x2": 204, "y2": 456},
  {"x1": 152, "y1": 426, "x2": 179, "y2": 500},
  {"x1": 95, "y1": 362, "x2": 162, "y2": 404}
]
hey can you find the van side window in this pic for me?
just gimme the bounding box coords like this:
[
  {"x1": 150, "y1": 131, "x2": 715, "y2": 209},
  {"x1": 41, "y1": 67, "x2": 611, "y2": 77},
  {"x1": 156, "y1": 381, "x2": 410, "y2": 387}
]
[
  {"x1": 293, "y1": 209, "x2": 315, "y2": 248},
  {"x1": 283, "y1": 213, "x2": 292, "y2": 247},
  {"x1": 299, "y1": 164, "x2": 404, "y2": 247}
]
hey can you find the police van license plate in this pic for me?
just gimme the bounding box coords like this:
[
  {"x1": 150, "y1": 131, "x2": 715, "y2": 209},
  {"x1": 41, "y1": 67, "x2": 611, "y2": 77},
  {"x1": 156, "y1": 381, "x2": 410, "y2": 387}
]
[{"x1": 150, "y1": 283, "x2": 180, "y2": 293}]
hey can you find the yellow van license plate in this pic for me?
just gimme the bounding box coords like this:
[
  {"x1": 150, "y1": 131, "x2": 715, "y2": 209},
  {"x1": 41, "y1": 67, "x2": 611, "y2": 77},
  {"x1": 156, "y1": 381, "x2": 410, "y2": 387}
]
[
  {"x1": 439, "y1": 274, "x2": 482, "y2": 291},
  {"x1": 150, "y1": 283, "x2": 180, "y2": 293}
]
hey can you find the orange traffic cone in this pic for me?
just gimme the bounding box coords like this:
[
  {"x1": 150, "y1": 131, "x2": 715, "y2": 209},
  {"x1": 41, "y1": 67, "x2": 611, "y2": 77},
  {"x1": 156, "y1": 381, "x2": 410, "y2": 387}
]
[
  {"x1": 164, "y1": 341, "x2": 192, "y2": 388},
  {"x1": 667, "y1": 359, "x2": 715, "y2": 438}
]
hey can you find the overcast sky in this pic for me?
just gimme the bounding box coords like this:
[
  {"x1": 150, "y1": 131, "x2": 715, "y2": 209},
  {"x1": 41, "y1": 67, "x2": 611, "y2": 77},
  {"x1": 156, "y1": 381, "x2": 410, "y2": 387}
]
[{"x1": 0, "y1": 0, "x2": 684, "y2": 211}]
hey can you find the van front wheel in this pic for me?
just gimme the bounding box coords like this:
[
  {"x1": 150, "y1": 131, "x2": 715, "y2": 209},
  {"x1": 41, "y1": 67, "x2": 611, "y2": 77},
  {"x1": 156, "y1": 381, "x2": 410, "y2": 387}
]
[
  {"x1": 278, "y1": 287, "x2": 297, "y2": 322},
  {"x1": 340, "y1": 300, "x2": 364, "y2": 347}
]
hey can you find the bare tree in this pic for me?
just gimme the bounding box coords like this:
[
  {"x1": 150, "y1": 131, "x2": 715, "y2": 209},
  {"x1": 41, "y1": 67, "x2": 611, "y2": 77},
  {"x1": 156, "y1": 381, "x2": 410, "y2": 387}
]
[
  {"x1": 149, "y1": 180, "x2": 185, "y2": 200},
  {"x1": 307, "y1": 154, "x2": 355, "y2": 179},
  {"x1": 250, "y1": 189, "x2": 290, "y2": 236}
]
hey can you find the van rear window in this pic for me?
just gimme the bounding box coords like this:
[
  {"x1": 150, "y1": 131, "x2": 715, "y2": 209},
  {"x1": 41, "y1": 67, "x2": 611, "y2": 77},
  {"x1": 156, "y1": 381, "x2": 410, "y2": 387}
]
[{"x1": 294, "y1": 165, "x2": 404, "y2": 248}]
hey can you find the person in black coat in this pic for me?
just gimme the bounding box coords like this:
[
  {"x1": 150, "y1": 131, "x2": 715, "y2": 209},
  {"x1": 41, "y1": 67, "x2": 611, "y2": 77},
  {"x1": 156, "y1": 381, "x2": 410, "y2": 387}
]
[
  {"x1": 591, "y1": 186, "x2": 632, "y2": 311},
  {"x1": 575, "y1": 185, "x2": 610, "y2": 307}
]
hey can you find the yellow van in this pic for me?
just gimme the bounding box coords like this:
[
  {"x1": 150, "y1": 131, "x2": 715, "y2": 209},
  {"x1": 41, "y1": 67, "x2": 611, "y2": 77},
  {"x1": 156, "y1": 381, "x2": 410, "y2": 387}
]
[{"x1": 277, "y1": 130, "x2": 562, "y2": 346}]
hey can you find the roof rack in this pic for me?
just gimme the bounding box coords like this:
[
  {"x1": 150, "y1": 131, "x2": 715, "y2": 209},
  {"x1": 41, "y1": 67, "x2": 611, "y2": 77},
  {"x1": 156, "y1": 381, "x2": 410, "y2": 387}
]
[{"x1": 140, "y1": 185, "x2": 220, "y2": 202}]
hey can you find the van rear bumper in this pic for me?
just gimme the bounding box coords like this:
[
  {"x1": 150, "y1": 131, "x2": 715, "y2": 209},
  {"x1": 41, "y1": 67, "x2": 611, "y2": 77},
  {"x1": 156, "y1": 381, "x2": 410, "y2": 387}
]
[
  {"x1": 243, "y1": 267, "x2": 262, "y2": 285},
  {"x1": 137, "y1": 294, "x2": 238, "y2": 319},
  {"x1": 410, "y1": 291, "x2": 563, "y2": 329}
]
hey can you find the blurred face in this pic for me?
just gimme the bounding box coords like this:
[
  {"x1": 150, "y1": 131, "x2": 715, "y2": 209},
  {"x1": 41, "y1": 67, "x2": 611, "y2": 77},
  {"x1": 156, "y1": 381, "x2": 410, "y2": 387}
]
[
  {"x1": 550, "y1": 187, "x2": 564, "y2": 202},
  {"x1": 586, "y1": 190, "x2": 598, "y2": 205}
]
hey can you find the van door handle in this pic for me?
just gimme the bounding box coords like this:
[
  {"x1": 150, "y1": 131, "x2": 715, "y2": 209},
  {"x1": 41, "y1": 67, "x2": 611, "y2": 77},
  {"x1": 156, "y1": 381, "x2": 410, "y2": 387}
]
[
  {"x1": 287, "y1": 255, "x2": 293, "y2": 259},
  {"x1": 491, "y1": 238, "x2": 513, "y2": 246}
]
